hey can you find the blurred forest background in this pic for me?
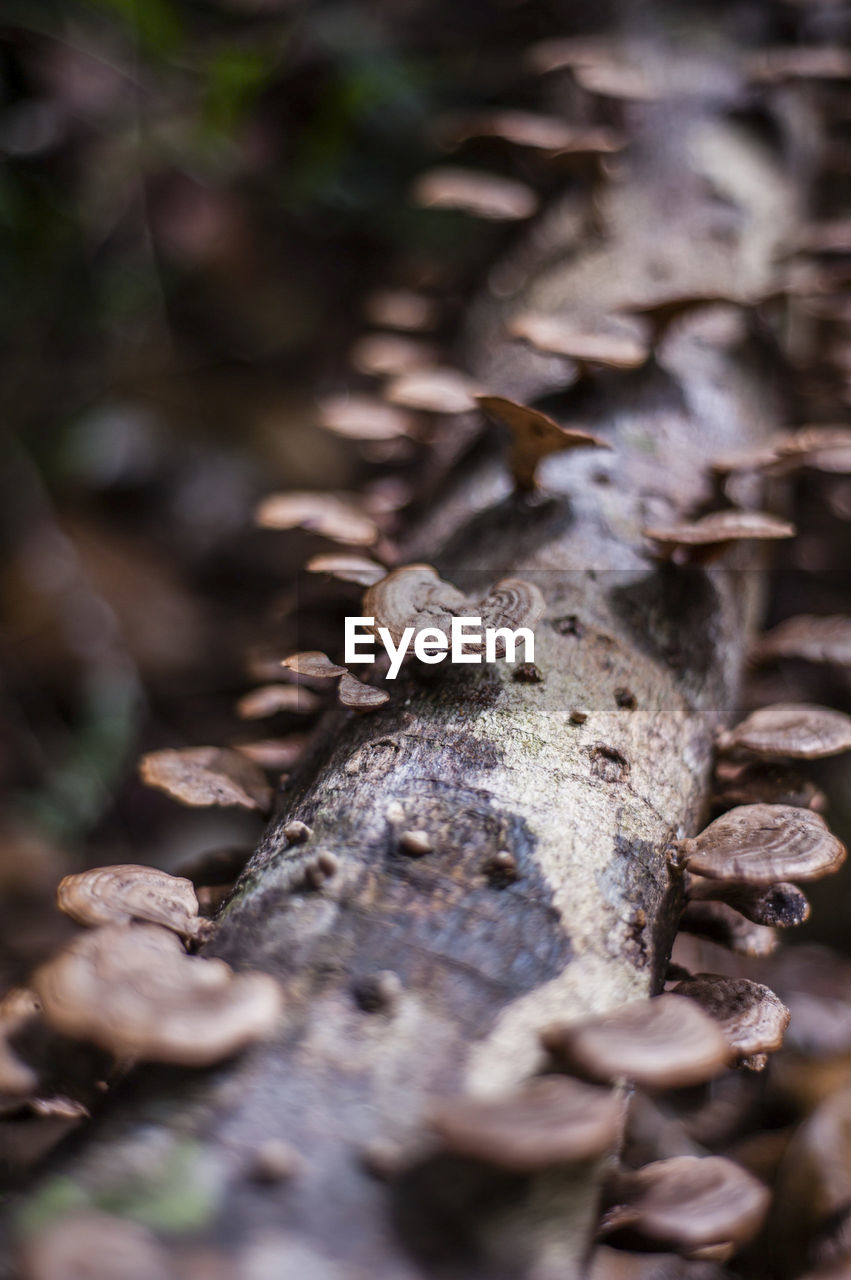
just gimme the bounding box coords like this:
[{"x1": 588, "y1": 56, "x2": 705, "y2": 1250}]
[{"x1": 2, "y1": 0, "x2": 851, "y2": 1044}]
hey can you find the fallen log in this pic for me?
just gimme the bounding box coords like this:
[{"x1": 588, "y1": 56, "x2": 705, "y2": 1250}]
[{"x1": 8, "y1": 37, "x2": 808, "y2": 1280}]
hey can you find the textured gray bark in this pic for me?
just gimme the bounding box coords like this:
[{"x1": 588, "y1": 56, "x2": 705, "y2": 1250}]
[{"x1": 8, "y1": 49, "x2": 805, "y2": 1280}]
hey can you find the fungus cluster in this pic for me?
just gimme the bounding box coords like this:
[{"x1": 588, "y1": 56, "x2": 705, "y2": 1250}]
[
  {"x1": 282, "y1": 648, "x2": 390, "y2": 712},
  {"x1": 362, "y1": 563, "x2": 545, "y2": 659}
]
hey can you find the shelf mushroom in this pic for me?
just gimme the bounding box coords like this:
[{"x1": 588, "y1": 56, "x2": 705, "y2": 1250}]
[
  {"x1": 363, "y1": 563, "x2": 545, "y2": 659},
  {"x1": 753, "y1": 615, "x2": 851, "y2": 666},
  {"x1": 685, "y1": 874, "x2": 811, "y2": 929},
  {"x1": 601, "y1": 1155, "x2": 770, "y2": 1253},
  {"x1": 643, "y1": 510, "x2": 796, "y2": 565},
  {"x1": 305, "y1": 554, "x2": 386, "y2": 588},
  {"x1": 384, "y1": 367, "x2": 481, "y2": 415},
  {"x1": 33, "y1": 924, "x2": 283, "y2": 1067},
  {"x1": 510, "y1": 313, "x2": 650, "y2": 372},
  {"x1": 675, "y1": 804, "x2": 846, "y2": 884},
  {"x1": 541, "y1": 994, "x2": 729, "y2": 1089},
  {"x1": 410, "y1": 167, "x2": 539, "y2": 222},
  {"x1": 255, "y1": 492, "x2": 379, "y2": 548},
  {"x1": 476, "y1": 394, "x2": 610, "y2": 492},
  {"x1": 317, "y1": 393, "x2": 417, "y2": 442},
  {"x1": 717, "y1": 703, "x2": 851, "y2": 760},
  {"x1": 678, "y1": 901, "x2": 778, "y2": 958},
  {"x1": 139, "y1": 747, "x2": 271, "y2": 813},
  {"x1": 672, "y1": 974, "x2": 790, "y2": 1065},
  {"x1": 428, "y1": 1076, "x2": 622, "y2": 1172},
  {"x1": 57, "y1": 865, "x2": 206, "y2": 941}
]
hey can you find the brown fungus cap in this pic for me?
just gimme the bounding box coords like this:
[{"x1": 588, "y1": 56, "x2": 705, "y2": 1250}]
[
  {"x1": 687, "y1": 875, "x2": 810, "y2": 928},
  {"x1": 746, "y1": 46, "x2": 851, "y2": 84},
  {"x1": 138, "y1": 747, "x2": 271, "y2": 813},
  {"x1": 410, "y1": 167, "x2": 539, "y2": 221},
  {"x1": 541, "y1": 994, "x2": 728, "y2": 1089},
  {"x1": 236, "y1": 684, "x2": 321, "y2": 719},
  {"x1": 644, "y1": 510, "x2": 795, "y2": 563},
  {"x1": 57, "y1": 865, "x2": 204, "y2": 940},
  {"x1": 363, "y1": 564, "x2": 544, "y2": 655},
  {"x1": 236, "y1": 735, "x2": 307, "y2": 771},
  {"x1": 712, "y1": 759, "x2": 827, "y2": 812},
  {"x1": 678, "y1": 804, "x2": 845, "y2": 884},
  {"x1": 21, "y1": 1211, "x2": 172, "y2": 1280},
  {"x1": 282, "y1": 651, "x2": 348, "y2": 678},
  {"x1": 526, "y1": 36, "x2": 620, "y2": 75},
  {"x1": 754, "y1": 615, "x2": 851, "y2": 666},
  {"x1": 254, "y1": 492, "x2": 378, "y2": 547},
  {"x1": 305, "y1": 554, "x2": 386, "y2": 588},
  {"x1": 33, "y1": 923, "x2": 283, "y2": 1065},
  {"x1": 384, "y1": 367, "x2": 481, "y2": 415},
  {"x1": 510, "y1": 314, "x2": 649, "y2": 368},
  {"x1": 349, "y1": 333, "x2": 438, "y2": 379},
  {"x1": 338, "y1": 673, "x2": 390, "y2": 711},
  {"x1": 363, "y1": 289, "x2": 439, "y2": 332},
  {"x1": 317, "y1": 394, "x2": 416, "y2": 442},
  {"x1": 604, "y1": 1155, "x2": 770, "y2": 1251},
  {"x1": 436, "y1": 109, "x2": 623, "y2": 157},
  {"x1": 717, "y1": 702, "x2": 851, "y2": 759},
  {"x1": 476, "y1": 394, "x2": 610, "y2": 491},
  {"x1": 0, "y1": 987, "x2": 39, "y2": 1098},
  {"x1": 673, "y1": 974, "x2": 790, "y2": 1061},
  {"x1": 428, "y1": 1076, "x2": 622, "y2": 1172},
  {"x1": 573, "y1": 61, "x2": 664, "y2": 101},
  {"x1": 678, "y1": 901, "x2": 778, "y2": 958}
]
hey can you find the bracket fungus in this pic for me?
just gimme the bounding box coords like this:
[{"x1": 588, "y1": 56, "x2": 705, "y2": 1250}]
[
  {"x1": 643, "y1": 510, "x2": 796, "y2": 564},
  {"x1": 363, "y1": 289, "x2": 439, "y2": 333},
  {"x1": 676, "y1": 804, "x2": 846, "y2": 884},
  {"x1": 717, "y1": 702, "x2": 851, "y2": 759},
  {"x1": 541, "y1": 994, "x2": 728, "y2": 1090},
  {"x1": 57, "y1": 865, "x2": 205, "y2": 940},
  {"x1": 712, "y1": 759, "x2": 827, "y2": 812},
  {"x1": 754, "y1": 615, "x2": 851, "y2": 666},
  {"x1": 410, "y1": 167, "x2": 539, "y2": 221},
  {"x1": 282, "y1": 651, "x2": 347, "y2": 678},
  {"x1": 384, "y1": 367, "x2": 481, "y2": 415},
  {"x1": 349, "y1": 333, "x2": 438, "y2": 379},
  {"x1": 602, "y1": 1156, "x2": 770, "y2": 1252},
  {"x1": 317, "y1": 393, "x2": 416, "y2": 442},
  {"x1": 510, "y1": 314, "x2": 650, "y2": 370},
  {"x1": 337, "y1": 672, "x2": 390, "y2": 711},
  {"x1": 686, "y1": 874, "x2": 811, "y2": 929},
  {"x1": 139, "y1": 747, "x2": 271, "y2": 813},
  {"x1": 0, "y1": 987, "x2": 39, "y2": 1100},
  {"x1": 254, "y1": 492, "x2": 378, "y2": 548},
  {"x1": 673, "y1": 974, "x2": 790, "y2": 1063},
  {"x1": 678, "y1": 901, "x2": 778, "y2": 958},
  {"x1": 435, "y1": 109, "x2": 624, "y2": 159},
  {"x1": 236, "y1": 684, "x2": 321, "y2": 720},
  {"x1": 619, "y1": 287, "x2": 770, "y2": 344},
  {"x1": 428, "y1": 1076, "x2": 622, "y2": 1172},
  {"x1": 746, "y1": 46, "x2": 851, "y2": 84},
  {"x1": 476, "y1": 394, "x2": 610, "y2": 491},
  {"x1": 305, "y1": 554, "x2": 386, "y2": 588},
  {"x1": 573, "y1": 61, "x2": 666, "y2": 102},
  {"x1": 363, "y1": 563, "x2": 545, "y2": 657},
  {"x1": 33, "y1": 924, "x2": 283, "y2": 1066}
]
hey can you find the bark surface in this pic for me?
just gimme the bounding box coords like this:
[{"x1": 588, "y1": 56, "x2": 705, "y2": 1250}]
[{"x1": 8, "y1": 41, "x2": 806, "y2": 1280}]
